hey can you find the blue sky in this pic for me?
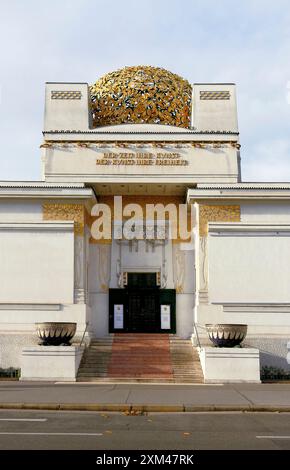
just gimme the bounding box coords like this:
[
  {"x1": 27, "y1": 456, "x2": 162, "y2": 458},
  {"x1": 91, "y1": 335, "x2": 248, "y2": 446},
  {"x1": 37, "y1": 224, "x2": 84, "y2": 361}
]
[{"x1": 0, "y1": 0, "x2": 290, "y2": 181}]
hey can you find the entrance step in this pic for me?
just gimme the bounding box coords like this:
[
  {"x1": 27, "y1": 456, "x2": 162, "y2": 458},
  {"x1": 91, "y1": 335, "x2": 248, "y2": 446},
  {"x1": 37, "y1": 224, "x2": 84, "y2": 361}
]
[
  {"x1": 170, "y1": 338, "x2": 204, "y2": 383},
  {"x1": 107, "y1": 334, "x2": 173, "y2": 380},
  {"x1": 77, "y1": 334, "x2": 204, "y2": 383},
  {"x1": 77, "y1": 337, "x2": 112, "y2": 380}
]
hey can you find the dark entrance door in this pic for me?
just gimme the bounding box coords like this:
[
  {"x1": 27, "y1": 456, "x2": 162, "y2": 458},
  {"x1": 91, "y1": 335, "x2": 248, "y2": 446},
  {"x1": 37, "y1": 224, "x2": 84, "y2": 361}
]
[
  {"x1": 109, "y1": 273, "x2": 176, "y2": 333},
  {"x1": 128, "y1": 288, "x2": 159, "y2": 332},
  {"x1": 127, "y1": 273, "x2": 159, "y2": 332}
]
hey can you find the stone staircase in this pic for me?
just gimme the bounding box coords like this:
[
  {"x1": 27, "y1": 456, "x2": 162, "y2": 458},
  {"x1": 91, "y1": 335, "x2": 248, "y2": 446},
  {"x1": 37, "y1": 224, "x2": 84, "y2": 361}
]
[
  {"x1": 77, "y1": 337, "x2": 113, "y2": 381},
  {"x1": 77, "y1": 334, "x2": 204, "y2": 383},
  {"x1": 170, "y1": 337, "x2": 204, "y2": 383}
]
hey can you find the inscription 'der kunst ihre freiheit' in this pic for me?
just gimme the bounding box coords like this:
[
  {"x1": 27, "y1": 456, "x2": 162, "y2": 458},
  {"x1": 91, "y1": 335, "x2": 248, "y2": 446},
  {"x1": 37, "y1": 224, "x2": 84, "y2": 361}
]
[{"x1": 96, "y1": 152, "x2": 188, "y2": 166}]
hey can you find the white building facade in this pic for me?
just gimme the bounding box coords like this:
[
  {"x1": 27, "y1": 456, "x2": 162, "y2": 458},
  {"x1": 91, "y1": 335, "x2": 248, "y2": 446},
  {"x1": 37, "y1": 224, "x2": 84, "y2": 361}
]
[{"x1": 0, "y1": 66, "x2": 289, "y2": 374}]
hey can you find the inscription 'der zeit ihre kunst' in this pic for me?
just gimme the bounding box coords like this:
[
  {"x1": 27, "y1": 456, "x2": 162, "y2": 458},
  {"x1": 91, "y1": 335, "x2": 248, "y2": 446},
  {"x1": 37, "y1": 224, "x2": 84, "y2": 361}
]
[{"x1": 96, "y1": 152, "x2": 188, "y2": 166}]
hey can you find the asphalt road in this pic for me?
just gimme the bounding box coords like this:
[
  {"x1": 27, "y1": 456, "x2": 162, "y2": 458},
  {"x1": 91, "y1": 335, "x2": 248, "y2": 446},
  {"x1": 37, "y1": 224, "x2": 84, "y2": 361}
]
[{"x1": 0, "y1": 409, "x2": 289, "y2": 450}]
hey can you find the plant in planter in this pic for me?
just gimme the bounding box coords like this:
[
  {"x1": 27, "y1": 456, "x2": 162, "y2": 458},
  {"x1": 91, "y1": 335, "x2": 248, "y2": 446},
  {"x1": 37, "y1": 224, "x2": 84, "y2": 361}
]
[
  {"x1": 35, "y1": 322, "x2": 77, "y2": 346},
  {"x1": 205, "y1": 324, "x2": 247, "y2": 348}
]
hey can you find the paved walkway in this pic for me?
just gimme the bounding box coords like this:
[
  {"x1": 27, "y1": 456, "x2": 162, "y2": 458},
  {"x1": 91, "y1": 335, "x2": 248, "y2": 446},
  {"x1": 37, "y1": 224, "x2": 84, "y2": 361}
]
[{"x1": 0, "y1": 381, "x2": 290, "y2": 412}]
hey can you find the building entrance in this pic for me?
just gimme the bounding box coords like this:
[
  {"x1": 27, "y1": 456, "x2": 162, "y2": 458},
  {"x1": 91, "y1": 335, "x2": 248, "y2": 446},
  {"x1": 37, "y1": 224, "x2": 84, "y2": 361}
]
[{"x1": 109, "y1": 273, "x2": 176, "y2": 333}]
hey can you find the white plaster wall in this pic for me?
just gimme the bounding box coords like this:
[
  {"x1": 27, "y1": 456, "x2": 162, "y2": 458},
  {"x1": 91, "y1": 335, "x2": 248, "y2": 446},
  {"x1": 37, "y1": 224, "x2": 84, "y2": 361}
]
[
  {"x1": 192, "y1": 84, "x2": 238, "y2": 132},
  {"x1": 194, "y1": 304, "x2": 290, "y2": 373},
  {"x1": 241, "y1": 203, "x2": 290, "y2": 222},
  {"x1": 222, "y1": 306, "x2": 290, "y2": 329},
  {"x1": 44, "y1": 83, "x2": 90, "y2": 132},
  {"x1": 88, "y1": 243, "x2": 111, "y2": 293},
  {"x1": 0, "y1": 334, "x2": 38, "y2": 369},
  {"x1": 244, "y1": 337, "x2": 290, "y2": 372},
  {"x1": 208, "y1": 233, "x2": 290, "y2": 303},
  {"x1": 110, "y1": 236, "x2": 174, "y2": 289},
  {"x1": 122, "y1": 240, "x2": 162, "y2": 270},
  {"x1": 0, "y1": 224, "x2": 74, "y2": 303},
  {"x1": 88, "y1": 239, "x2": 195, "y2": 337},
  {"x1": 89, "y1": 293, "x2": 109, "y2": 337},
  {"x1": 88, "y1": 243, "x2": 110, "y2": 336},
  {"x1": 0, "y1": 304, "x2": 88, "y2": 368},
  {"x1": 176, "y1": 294, "x2": 194, "y2": 338},
  {"x1": 20, "y1": 346, "x2": 84, "y2": 381},
  {"x1": 0, "y1": 304, "x2": 88, "y2": 333},
  {"x1": 0, "y1": 201, "x2": 42, "y2": 221},
  {"x1": 44, "y1": 145, "x2": 239, "y2": 184},
  {"x1": 199, "y1": 347, "x2": 260, "y2": 383},
  {"x1": 173, "y1": 244, "x2": 195, "y2": 294}
]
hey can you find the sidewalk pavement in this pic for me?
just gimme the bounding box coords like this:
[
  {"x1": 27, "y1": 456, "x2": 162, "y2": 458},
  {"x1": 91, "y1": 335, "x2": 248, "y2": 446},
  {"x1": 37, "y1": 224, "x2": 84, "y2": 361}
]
[{"x1": 0, "y1": 381, "x2": 290, "y2": 412}]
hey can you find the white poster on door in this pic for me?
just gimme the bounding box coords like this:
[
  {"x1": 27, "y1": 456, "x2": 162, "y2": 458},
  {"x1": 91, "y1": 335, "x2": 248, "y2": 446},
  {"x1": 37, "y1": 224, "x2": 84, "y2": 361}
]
[
  {"x1": 161, "y1": 305, "x2": 171, "y2": 330},
  {"x1": 114, "y1": 304, "x2": 124, "y2": 329}
]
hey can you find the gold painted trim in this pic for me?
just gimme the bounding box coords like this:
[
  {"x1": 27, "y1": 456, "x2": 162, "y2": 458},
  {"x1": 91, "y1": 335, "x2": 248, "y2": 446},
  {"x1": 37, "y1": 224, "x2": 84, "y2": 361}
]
[
  {"x1": 86, "y1": 196, "x2": 192, "y2": 243},
  {"x1": 200, "y1": 90, "x2": 230, "y2": 100},
  {"x1": 199, "y1": 204, "x2": 240, "y2": 237},
  {"x1": 39, "y1": 141, "x2": 241, "y2": 150},
  {"x1": 43, "y1": 203, "x2": 85, "y2": 236}
]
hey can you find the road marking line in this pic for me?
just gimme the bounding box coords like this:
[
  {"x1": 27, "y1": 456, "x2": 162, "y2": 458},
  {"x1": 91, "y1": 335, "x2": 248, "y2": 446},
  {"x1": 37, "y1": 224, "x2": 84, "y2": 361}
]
[
  {"x1": 0, "y1": 432, "x2": 103, "y2": 436},
  {"x1": 256, "y1": 436, "x2": 290, "y2": 439},
  {"x1": 0, "y1": 419, "x2": 47, "y2": 422}
]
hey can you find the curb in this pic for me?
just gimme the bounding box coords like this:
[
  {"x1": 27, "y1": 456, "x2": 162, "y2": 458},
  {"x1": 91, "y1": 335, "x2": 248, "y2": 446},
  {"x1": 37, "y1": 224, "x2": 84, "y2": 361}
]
[{"x1": 0, "y1": 403, "x2": 290, "y2": 413}]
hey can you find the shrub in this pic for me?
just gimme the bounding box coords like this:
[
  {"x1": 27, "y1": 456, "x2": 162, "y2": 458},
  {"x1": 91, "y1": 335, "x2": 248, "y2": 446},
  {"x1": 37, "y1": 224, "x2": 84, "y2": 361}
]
[
  {"x1": 261, "y1": 365, "x2": 290, "y2": 381},
  {"x1": 0, "y1": 367, "x2": 20, "y2": 379}
]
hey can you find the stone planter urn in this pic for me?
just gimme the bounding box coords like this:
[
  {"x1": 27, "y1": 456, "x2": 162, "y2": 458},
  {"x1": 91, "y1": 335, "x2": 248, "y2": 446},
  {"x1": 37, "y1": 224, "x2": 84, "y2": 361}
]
[
  {"x1": 205, "y1": 324, "x2": 247, "y2": 348},
  {"x1": 35, "y1": 322, "x2": 77, "y2": 346}
]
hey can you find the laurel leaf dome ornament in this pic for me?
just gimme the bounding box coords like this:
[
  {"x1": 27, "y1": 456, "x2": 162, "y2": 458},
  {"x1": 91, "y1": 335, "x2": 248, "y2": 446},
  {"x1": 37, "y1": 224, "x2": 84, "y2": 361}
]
[{"x1": 90, "y1": 66, "x2": 192, "y2": 128}]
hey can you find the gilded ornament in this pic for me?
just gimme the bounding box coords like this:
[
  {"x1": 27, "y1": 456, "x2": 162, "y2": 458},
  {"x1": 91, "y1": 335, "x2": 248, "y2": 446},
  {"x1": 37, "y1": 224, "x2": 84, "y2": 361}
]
[
  {"x1": 90, "y1": 66, "x2": 192, "y2": 128},
  {"x1": 199, "y1": 205, "x2": 240, "y2": 237},
  {"x1": 42, "y1": 203, "x2": 85, "y2": 236},
  {"x1": 39, "y1": 141, "x2": 240, "y2": 150}
]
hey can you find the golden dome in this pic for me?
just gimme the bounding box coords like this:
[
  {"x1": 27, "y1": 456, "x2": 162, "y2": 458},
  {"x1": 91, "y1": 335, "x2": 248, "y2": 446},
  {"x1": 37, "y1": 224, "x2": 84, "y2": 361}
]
[{"x1": 90, "y1": 65, "x2": 192, "y2": 128}]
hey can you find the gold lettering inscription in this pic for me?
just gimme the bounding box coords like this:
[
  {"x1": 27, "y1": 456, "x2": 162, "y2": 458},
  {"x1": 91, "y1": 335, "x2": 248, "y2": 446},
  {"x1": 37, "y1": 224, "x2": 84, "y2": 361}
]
[{"x1": 96, "y1": 152, "x2": 188, "y2": 166}]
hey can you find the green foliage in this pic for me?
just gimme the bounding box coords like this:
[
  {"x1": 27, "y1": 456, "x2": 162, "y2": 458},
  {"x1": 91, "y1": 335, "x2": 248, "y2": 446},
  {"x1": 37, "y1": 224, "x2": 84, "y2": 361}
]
[
  {"x1": 261, "y1": 365, "x2": 290, "y2": 381},
  {"x1": 0, "y1": 367, "x2": 20, "y2": 378}
]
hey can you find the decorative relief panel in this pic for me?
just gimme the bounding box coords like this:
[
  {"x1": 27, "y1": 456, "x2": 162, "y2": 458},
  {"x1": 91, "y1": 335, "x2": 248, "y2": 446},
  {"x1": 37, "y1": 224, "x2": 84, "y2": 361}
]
[
  {"x1": 75, "y1": 236, "x2": 84, "y2": 288},
  {"x1": 43, "y1": 203, "x2": 85, "y2": 236},
  {"x1": 199, "y1": 205, "x2": 240, "y2": 237},
  {"x1": 40, "y1": 141, "x2": 240, "y2": 150},
  {"x1": 173, "y1": 244, "x2": 186, "y2": 293},
  {"x1": 200, "y1": 90, "x2": 230, "y2": 100},
  {"x1": 90, "y1": 66, "x2": 192, "y2": 128},
  {"x1": 51, "y1": 90, "x2": 82, "y2": 100},
  {"x1": 199, "y1": 236, "x2": 208, "y2": 293},
  {"x1": 98, "y1": 245, "x2": 111, "y2": 292}
]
